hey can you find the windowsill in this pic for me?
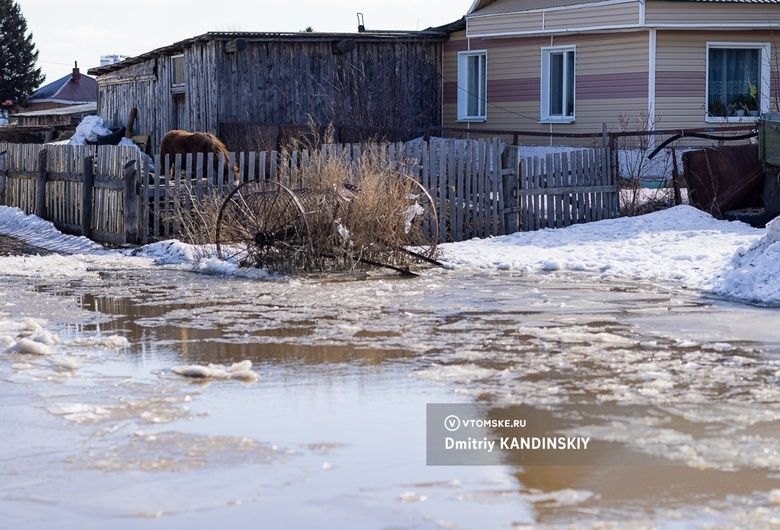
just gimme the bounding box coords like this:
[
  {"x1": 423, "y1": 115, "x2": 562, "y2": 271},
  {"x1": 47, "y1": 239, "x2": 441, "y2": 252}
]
[
  {"x1": 706, "y1": 115, "x2": 760, "y2": 124},
  {"x1": 540, "y1": 117, "x2": 575, "y2": 124},
  {"x1": 457, "y1": 117, "x2": 487, "y2": 123}
]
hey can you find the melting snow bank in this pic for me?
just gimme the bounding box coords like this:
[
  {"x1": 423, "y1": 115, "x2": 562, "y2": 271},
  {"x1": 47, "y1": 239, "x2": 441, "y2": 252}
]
[
  {"x1": 0, "y1": 207, "x2": 104, "y2": 255},
  {"x1": 438, "y1": 205, "x2": 773, "y2": 302},
  {"x1": 2, "y1": 203, "x2": 779, "y2": 304},
  {"x1": 711, "y1": 216, "x2": 780, "y2": 306}
]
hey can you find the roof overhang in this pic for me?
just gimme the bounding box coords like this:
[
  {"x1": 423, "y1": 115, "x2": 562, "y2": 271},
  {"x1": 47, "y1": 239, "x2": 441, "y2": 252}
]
[{"x1": 15, "y1": 102, "x2": 97, "y2": 117}]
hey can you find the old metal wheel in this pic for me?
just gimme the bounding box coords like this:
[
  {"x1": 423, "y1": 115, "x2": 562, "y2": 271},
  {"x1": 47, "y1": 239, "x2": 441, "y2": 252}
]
[
  {"x1": 401, "y1": 176, "x2": 439, "y2": 263},
  {"x1": 215, "y1": 180, "x2": 312, "y2": 272}
]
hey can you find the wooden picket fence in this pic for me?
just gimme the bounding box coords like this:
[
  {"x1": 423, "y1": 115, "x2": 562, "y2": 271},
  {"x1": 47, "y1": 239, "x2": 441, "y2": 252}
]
[
  {"x1": 0, "y1": 138, "x2": 617, "y2": 250},
  {"x1": 502, "y1": 147, "x2": 619, "y2": 232},
  {"x1": 141, "y1": 137, "x2": 504, "y2": 244},
  {"x1": 0, "y1": 142, "x2": 145, "y2": 245}
]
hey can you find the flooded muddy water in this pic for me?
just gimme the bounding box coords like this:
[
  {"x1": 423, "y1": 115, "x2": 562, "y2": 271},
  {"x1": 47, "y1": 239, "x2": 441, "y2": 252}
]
[{"x1": 2, "y1": 265, "x2": 780, "y2": 529}]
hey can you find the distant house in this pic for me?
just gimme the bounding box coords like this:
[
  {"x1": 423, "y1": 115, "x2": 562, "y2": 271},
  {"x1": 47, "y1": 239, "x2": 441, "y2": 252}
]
[
  {"x1": 87, "y1": 30, "x2": 449, "y2": 153},
  {"x1": 25, "y1": 64, "x2": 98, "y2": 112},
  {"x1": 444, "y1": 0, "x2": 780, "y2": 143},
  {"x1": 12, "y1": 102, "x2": 96, "y2": 127}
]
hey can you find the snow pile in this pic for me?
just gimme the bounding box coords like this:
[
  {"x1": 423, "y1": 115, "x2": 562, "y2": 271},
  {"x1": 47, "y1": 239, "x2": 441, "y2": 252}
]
[
  {"x1": 711, "y1": 216, "x2": 780, "y2": 305},
  {"x1": 0, "y1": 207, "x2": 104, "y2": 255},
  {"x1": 72, "y1": 115, "x2": 113, "y2": 144},
  {"x1": 135, "y1": 240, "x2": 203, "y2": 265},
  {"x1": 438, "y1": 205, "x2": 763, "y2": 290},
  {"x1": 171, "y1": 360, "x2": 260, "y2": 382},
  {"x1": 48, "y1": 115, "x2": 138, "y2": 149}
]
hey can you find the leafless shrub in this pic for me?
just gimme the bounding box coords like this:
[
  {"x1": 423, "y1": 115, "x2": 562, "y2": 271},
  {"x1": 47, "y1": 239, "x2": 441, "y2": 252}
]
[
  {"x1": 170, "y1": 124, "x2": 438, "y2": 275},
  {"x1": 615, "y1": 112, "x2": 677, "y2": 216}
]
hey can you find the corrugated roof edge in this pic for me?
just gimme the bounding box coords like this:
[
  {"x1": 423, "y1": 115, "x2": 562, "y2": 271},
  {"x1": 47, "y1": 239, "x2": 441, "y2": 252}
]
[{"x1": 87, "y1": 27, "x2": 458, "y2": 77}]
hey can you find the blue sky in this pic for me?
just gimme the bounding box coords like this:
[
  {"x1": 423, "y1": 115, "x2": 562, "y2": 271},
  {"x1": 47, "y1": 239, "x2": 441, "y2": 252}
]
[{"x1": 17, "y1": 0, "x2": 468, "y2": 83}]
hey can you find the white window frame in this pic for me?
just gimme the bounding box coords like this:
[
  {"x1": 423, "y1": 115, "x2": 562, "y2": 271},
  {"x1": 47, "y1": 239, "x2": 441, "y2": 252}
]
[
  {"x1": 705, "y1": 42, "x2": 770, "y2": 124},
  {"x1": 541, "y1": 45, "x2": 576, "y2": 123},
  {"x1": 457, "y1": 50, "x2": 487, "y2": 122}
]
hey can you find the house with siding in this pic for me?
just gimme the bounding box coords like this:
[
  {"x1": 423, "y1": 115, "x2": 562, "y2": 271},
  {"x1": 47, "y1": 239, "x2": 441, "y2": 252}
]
[
  {"x1": 444, "y1": 0, "x2": 780, "y2": 143},
  {"x1": 87, "y1": 30, "x2": 448, "y2": 153}
]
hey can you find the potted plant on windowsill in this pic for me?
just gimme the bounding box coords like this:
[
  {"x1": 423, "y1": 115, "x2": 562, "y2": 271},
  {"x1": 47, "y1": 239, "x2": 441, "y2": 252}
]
[
  {"x1": 735, "y1": 82, "x2": 760, "y2": 117},
  {"x1": 708, "y1": 100, "x2": 728, "y2": 118},
  {"x1": 729, "y1": 101, "x2": 746, "y2": 117}
]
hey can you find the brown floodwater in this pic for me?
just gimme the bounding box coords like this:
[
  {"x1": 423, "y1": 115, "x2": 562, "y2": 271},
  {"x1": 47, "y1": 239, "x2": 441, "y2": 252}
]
[{"x1": 2, "y1": 264, "x2": 780, "y2": 529}]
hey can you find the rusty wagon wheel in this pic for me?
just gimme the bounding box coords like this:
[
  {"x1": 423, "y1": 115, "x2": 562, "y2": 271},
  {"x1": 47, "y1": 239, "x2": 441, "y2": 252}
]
[
  {"x1": 401, "y1": 176, "x2": 440, "y2": 264},
  {"x1": 215, "y1": 180, "x2": 313, "y2": 272}
]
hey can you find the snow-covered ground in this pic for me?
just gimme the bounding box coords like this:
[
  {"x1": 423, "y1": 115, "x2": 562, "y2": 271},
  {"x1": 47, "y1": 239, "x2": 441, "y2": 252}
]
[{"x1": 0, "y1": 203, "x2": 775, "y2": 305}]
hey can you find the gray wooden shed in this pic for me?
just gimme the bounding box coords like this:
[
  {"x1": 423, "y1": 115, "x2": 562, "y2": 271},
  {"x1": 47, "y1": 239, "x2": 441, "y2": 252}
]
[{"x1": 87, "y1": 30, "x2": 448, "y2": 152}]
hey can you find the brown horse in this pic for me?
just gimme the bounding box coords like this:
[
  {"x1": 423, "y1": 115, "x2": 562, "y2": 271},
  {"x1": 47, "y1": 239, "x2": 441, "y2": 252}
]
[{"x1": 159, "y1": 130, "x2": 239, "y2": 183}]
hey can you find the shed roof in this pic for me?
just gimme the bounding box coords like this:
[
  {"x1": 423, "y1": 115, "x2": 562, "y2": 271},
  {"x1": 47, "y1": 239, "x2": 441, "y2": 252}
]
[
  {"x1": 13, "y1": 102, "x2": 97, "y2": 118},
  {"x1": 88, "y1": 29, "x2": 451, "y2": 76},
  {"x1": 28, "y1": 71, "x2": 97, "y2": 104}
]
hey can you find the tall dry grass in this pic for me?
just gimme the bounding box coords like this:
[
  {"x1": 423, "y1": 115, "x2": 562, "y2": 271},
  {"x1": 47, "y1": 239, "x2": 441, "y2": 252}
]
[{"x1": 169, "y1": 127, "x2": 438, "y2": 274}]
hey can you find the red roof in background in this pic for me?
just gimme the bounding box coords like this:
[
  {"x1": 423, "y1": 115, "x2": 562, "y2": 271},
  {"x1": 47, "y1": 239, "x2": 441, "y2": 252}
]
[{"x1": 28, "y1": 70, "x2": 97, "y2": 104}]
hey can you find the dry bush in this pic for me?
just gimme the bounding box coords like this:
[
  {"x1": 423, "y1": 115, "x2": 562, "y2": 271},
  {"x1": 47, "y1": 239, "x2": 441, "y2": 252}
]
[
  {"x1": 170, "y1": 125, "x2": 438, "y2": 274},
  {"x1": 285, "y1": 132, "x2": 437, "y2": 273},
  {"x1": 167, "y1": 184, "x2": 226, "y2": 260}
]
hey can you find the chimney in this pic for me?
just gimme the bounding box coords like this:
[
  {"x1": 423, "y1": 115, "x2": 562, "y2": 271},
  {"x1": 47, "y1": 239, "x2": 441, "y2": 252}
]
[{"x1": 72, "y1": 61, "x2": 81, "y2": 82}]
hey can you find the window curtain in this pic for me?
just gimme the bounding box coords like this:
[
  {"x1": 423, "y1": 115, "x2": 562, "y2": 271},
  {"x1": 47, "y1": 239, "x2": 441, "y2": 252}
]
[{"x1": 708, "y1": 48, "x2": 760, "y2": 112}]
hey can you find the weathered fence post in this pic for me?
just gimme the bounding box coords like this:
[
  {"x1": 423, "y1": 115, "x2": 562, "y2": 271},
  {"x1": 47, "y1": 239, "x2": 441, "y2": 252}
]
[
  {"x1": 123, "y1": 159, "x2": 138, "y2": 244},
  {"x1": 501, "y1": 143, "x2": 519, "y2": 234},
  {"x1": 0, "y1": 149, "x2": 7, "y2": 205},
  {"x1": 36, "y1": 148, "x2": 48, "y2": 219},
  {"x1": 81, "y1": 156, "x2": 94, "y2": 238}
]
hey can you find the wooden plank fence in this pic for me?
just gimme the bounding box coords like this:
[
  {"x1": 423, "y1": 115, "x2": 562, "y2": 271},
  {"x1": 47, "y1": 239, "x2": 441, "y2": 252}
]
[
  {"x1": 0, "y1": 138, "x2": 617, "y2": 251},
  {"x1": 0, "y1": 142, "x2": 145, "y2": 245},
  {"x1": 502, "y1": 147, "x2": 619, "y2": 232}
]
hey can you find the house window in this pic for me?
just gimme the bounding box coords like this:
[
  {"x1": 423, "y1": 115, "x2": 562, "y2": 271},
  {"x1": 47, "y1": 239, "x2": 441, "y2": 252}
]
[
  {"x1": 171, "y1": 55, "x2": 185, "y2": 89},
  {"x1": 541, "y1": 46, "x2": 575, "y2": 122},
  {"x1": 457, "y1": 50, "x2": 487, "y2": 122},
  {"x1": 707, "y1": 43, "x2": 769, "y2": 121}
]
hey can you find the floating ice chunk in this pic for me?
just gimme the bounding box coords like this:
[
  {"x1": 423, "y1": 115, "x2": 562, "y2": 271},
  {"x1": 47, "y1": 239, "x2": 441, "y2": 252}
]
[
  {"x1": 46, "y1": 402, "x2": 112, "y2": 423},
  {"x1": 770, "y1": 489, "x2": 780, "y2": 504},
  {"x1": 50, "y1": 356, "x2": 80, "y2": 371},
  {"x1": 15, "y1": 318, "x2": 60, "y2": 346},
  {"x1": 70, "y1": 335, "x2": 129, "y2": 349},
  {"x1": 398, "y1": 491, "x2": 429, "y2": 503},
  {"x1": 6, "y1": 338, "x2": 53, "y2": 355},
  {"x1": 172, "y1": 360, "x2": 259, "y2": 382}
]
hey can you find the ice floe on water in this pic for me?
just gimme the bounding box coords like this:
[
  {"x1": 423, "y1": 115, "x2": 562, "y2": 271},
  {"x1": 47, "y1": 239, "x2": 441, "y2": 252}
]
[
  {"x1": 0, "y1": 317, "x2": 59, "y2": 355},
  {"x1": 171, "y1": 360, "x2": 260, "y2": 382}
]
